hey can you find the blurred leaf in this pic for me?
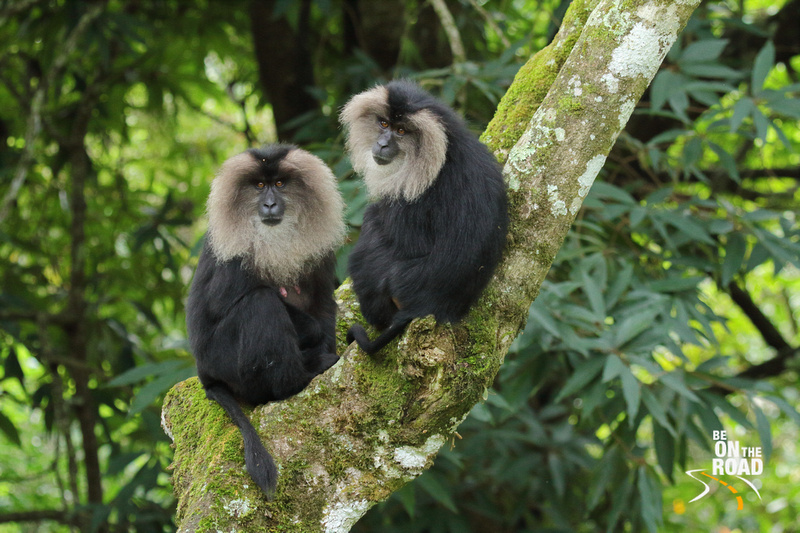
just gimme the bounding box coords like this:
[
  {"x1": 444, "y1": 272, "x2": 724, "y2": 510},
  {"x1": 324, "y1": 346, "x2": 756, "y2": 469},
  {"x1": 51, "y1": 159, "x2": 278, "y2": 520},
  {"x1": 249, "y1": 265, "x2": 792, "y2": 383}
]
[
  {"x1": 752, "y1": 401, "x2": 772, "y2": 462},
  {"x1": 765, "y1": 395, "x2": 800, "y2": 427},
  {"x1": 602, "y1": 354, "x2": 626, "y2": 382},
  {"x1": 665, "y1": 215, "x2": 715, "y2": 246},
  {"x1": 614, "y1": 306, "x2": 662, "y2": 347},
  {"x1": 107, "y1": 359, "x2": 194, "y2": 388},
  {"x1": 3, "y1": 347, "x2": 25, "y2": 390},
  {"x1": 669, "y1": 90, "x2": 691, "y2": 122},
  {"x1": 107, "y1": 452, "x2": 144, "y2": 476},
  {"x1": 590, "y1": 182, "x2": 637, "y2": 205},
  {"x1": 620, "y1": 367, "x2": 641, "y2": 422},
  {"x1": 0, "y1": 412, "x2": 21, "y2": 446},
  {"x1": 642, "y1": 388, "x2": 675, "y2": 437},
  {"x1": 650, "y1": 71, "x2": 685, "y2": 111},
  {"x1": 660, "y1": 372, "x2": 700, "y2": 403},
  {"x1": 680, "y1": 63, "x2": 742, "y2": 79},
  {"x1": 417, "y1": 473, "x2": 458, "y2": 513},
  {"x1": 653, "y1": 421, "x2": 675, "y2": 481},
  {"x1": 752, "y1": 107, "x2": 770, "y2": 141},
  {"x1": 588, "y1": 447, "x2": 622, "y2": 511},
  {"x1": 580, "y1": 267, "x2": 606, "y2": 319},
  {"x1": 547, "y1": 452, "x2": 567, "y2": 498},
  {"x1": 682, "y1": 136, "x2": 703, "y2": 167},
  {"x1": 751, "y1": 41, "x2": 775, "y2": 94},
  {"x1": 679, "y1": 39, "x2": 729, "y2": 63},
  {"x1": 555, "y1": 356, "x2": 606, "y2": 402},
  {"x1": 721, "y1": 233, "x2": 747, "y2": 286},
  {"x1": 707, "y1": 141, "x2": 740, "y2": 182},
  {"x1": 637, "y1": 467, "x2": 662, "y2": 533},
  {"x1": 128, "y1": 366, "x2": 196, "y2": 415},
  {"x1": 647, "y1": 276, "x2": 704, "y2": 293},
  {"x1": 699, "y1": 392, "x2": 753, "y2": 430},
  {"x1": 729, "y1": 97, "x2": 754, "y2": 132},
  {"x1": 394, "y1": 484, "x2": 416, "y2": 518},
  {"x1": 695, "y1": 356, "x2": 732, "y2": 373},
  {"x1": 647, "y1": 128, "x2": 688, "y2": 146},
  {"x1": 606, "y1": 472, "x2": 634, "y2": 533}
]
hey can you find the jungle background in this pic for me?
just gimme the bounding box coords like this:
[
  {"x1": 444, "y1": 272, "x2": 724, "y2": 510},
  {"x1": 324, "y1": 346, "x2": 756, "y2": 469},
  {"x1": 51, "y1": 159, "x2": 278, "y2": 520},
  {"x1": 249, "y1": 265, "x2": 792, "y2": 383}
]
[{"x1": 1, "y1": 0, "x2": 799, "y2": 531}]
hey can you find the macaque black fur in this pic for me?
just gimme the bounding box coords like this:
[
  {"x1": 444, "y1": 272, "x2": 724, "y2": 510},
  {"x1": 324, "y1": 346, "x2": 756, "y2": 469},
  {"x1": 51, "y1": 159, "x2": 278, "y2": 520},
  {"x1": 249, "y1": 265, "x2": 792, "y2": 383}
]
[
  {"x1": 342, "y1": 81, "x2": 508, "y2": 355},
  {"x1": 187, "y1": 144, "x2": 344, "y2": 497}
]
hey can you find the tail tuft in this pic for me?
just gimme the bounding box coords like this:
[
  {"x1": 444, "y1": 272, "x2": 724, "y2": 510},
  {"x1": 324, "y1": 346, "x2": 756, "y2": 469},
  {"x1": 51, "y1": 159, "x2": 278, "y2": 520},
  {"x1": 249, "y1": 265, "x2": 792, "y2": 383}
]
[
  {"x1": 205, "y1": 384, "x2": 278, "y2": 498},
  {"x1": 242, "y1": 431, "x2": 278, "y2": 497}
]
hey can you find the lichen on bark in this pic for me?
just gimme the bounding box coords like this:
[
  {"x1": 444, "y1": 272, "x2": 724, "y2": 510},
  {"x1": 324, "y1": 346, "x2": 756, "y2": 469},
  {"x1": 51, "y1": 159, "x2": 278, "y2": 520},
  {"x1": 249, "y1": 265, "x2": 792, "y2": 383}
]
[{"x1": 161, "y1": 1, "x2": 701, "y2": 530}]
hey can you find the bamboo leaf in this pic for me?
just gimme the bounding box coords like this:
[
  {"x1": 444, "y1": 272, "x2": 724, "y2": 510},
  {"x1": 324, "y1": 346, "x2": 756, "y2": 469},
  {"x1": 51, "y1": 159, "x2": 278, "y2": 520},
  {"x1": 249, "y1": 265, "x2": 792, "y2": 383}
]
[
  {"x1": 751, "y1": 41, "x2": 775, "y2": 94},
  {"x1": 555, "y1": 356, "x2": 606, "y2": 402},
  {"x1": 752, "y1": 402, "x2": 772, "y2": 462}
]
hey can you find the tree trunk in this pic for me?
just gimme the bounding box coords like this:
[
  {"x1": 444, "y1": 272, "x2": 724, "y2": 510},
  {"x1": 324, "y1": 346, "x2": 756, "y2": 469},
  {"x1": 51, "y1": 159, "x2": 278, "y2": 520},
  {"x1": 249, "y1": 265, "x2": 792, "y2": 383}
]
[
  {"x1": 162, "y1": 1, "x2": 701, "y2": 530},
  {"x1": 250, "y1": 0, "x2": 318, "y2": 140}
]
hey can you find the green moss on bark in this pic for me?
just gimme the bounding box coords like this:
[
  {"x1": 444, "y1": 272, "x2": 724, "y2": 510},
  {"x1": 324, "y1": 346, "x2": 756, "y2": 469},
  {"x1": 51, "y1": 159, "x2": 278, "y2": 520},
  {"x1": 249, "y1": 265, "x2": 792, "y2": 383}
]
[{"x1": 481, "y1": 0, "x2": 600, "y2": 160}]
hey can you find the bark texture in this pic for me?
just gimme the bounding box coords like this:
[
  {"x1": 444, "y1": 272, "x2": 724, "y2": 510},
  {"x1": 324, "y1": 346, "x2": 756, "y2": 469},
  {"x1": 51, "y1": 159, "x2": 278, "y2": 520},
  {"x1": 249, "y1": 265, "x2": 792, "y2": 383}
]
[{"x1": 162, "y1": 1, "x2": 701, "y2": 530}]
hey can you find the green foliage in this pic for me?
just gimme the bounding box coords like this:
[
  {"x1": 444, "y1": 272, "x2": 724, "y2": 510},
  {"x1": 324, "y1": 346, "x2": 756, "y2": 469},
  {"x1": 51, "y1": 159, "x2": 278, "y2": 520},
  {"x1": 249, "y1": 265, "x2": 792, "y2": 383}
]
[{"x1": 0, "y1": 1, "x2": 257, "y2": 530}]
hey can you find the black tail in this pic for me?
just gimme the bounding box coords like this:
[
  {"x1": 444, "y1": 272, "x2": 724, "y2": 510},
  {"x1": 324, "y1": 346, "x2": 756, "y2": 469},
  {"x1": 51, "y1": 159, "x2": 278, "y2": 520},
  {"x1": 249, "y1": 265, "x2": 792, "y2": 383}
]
[
  {"x1": 347, "y1": 318, "x2": 412, "y2": 355},
  {"x1": 204, "y1": 384, "x2": 277, "y2": 498}
]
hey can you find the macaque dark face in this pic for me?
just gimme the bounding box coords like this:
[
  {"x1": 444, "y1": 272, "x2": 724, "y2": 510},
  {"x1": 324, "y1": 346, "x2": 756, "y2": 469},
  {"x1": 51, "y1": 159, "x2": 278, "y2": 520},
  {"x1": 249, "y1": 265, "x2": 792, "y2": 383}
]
[
  {"x1": 255, "y1": 179, "x2": 287, "y2": 226},
  {"x1": 341, "y1": 85, "x2": 448, "y2": 202},
  {"x1": 372, "y1": 117, "x2": 408, "y2": 165}
]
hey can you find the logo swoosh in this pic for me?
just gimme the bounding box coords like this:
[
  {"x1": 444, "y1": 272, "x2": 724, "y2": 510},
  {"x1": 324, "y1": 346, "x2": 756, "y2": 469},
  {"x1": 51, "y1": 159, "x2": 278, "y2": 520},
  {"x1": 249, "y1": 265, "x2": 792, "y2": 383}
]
[
  {"x1": 736, "y1": 476, "x2": 762, "y2": 501},
  {"x1": 685, "y1": 469, "x2": 711, "y2": 503}
]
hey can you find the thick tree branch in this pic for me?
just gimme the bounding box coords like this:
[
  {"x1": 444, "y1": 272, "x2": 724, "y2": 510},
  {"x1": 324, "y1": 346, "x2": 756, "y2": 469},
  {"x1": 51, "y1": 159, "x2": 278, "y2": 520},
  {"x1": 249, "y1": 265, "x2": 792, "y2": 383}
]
[
  {"x1": 728, "y1": 281, "x2": 792, "y2": 353},
  {"x1": 249, "y1": 0, "x2": 318, "y2": 140},
  {"x1": 163, "y1": 1, "x2": 701, "y2": 531},
  {"x1": 429, "y1": 0, "x2": 466, "y2": 65},
  {"x1": 727, "y1": 281, "x2": 799, "y2": 380}
]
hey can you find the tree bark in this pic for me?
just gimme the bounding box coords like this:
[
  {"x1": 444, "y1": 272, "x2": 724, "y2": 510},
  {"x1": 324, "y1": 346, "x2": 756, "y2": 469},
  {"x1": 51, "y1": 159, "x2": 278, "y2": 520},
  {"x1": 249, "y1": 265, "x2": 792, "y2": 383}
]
[{"x1": 162, "y1": 1, "x2": 701, "y2": 531}]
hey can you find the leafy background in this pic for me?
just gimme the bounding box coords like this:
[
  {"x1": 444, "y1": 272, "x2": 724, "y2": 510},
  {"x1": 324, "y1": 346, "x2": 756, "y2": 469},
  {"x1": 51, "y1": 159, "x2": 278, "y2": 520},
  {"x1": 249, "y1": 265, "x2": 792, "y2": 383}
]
[{"x1": 0, "y1": 0, "x2": 798, "y2": 531}]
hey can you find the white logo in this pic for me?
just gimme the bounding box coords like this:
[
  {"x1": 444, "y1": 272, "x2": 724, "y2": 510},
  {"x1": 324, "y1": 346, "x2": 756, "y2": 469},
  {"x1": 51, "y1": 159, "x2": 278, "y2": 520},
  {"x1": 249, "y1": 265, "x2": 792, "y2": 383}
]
[{"x1": 685, "y1": 430, "x2": 763, "y2": 510}]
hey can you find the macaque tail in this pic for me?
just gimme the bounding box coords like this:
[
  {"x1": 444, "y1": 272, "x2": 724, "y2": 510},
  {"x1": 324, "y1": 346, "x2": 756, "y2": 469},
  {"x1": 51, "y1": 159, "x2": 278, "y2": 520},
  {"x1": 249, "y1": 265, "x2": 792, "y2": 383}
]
[
  {"x1": 204, "y1": 384, "x2": 277, "y2": 498},
  {"x1": 346, "y1": 318, "x2": 412, "y2": 355}
]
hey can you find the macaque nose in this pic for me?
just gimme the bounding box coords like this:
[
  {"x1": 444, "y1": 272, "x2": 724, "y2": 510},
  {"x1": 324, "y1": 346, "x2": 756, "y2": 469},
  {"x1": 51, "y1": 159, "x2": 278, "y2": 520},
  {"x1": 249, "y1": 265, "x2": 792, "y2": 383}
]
[{"x1": 259, "y1": 190, "x2": 284, "y2": 225}]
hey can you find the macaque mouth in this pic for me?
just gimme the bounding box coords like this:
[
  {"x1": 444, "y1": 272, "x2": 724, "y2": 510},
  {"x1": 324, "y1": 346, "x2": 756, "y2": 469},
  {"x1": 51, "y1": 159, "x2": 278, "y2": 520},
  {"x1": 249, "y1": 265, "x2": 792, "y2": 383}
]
[
  {"x1": 260, "y1": 215, "x2": 283, "y2": 226},
  {"x1": 372, "y1": 153, "x2": 393, "y2": 166}
]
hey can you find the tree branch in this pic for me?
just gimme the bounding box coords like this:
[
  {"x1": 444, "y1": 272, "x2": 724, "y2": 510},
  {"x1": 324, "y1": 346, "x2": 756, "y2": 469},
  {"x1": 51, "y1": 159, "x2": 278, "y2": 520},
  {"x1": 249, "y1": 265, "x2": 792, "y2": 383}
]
[
  {"x1": 429, "y1": 0, "x2": 466, "y2": 65},
  {"x1": 728, "y1": 281, "x2": 791, "y2": 352},
  {"x1": 727, "y1": 281, "x2": 799, "y2": 380},
  {"x1": 466, "y1": 0, "x2": 510, "y2": 49}
]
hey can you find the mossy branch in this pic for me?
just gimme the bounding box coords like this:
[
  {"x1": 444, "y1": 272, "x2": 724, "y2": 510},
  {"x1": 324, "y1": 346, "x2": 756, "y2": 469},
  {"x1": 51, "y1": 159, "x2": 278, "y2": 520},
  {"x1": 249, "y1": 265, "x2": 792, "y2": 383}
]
[{"x1": 162, "y1": 1, "x2": 701, "y2": 531}]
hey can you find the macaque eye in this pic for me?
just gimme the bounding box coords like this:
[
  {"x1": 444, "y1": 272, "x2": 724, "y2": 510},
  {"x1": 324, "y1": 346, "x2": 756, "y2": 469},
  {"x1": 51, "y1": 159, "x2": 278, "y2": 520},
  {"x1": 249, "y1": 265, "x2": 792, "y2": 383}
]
[
  {"x1": 379, "y1": 119, "x2": 389, "y2": 129},
  {"x1": 396, "y1": 127, "x2": 406, "y2": 136},
  {"x1": 256, "y1": 182, "x2": 266, "y2": 189},
  {"x1": 275, "y1": 180, "x2": 285, "y2": 188}
]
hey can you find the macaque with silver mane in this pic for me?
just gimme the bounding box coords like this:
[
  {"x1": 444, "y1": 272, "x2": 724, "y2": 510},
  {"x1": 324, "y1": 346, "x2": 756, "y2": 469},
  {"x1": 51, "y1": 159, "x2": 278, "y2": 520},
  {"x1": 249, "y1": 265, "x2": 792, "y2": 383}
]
[
  {"x1": 186, "y1": 144, "x2": 345, "y2": 497},
  {"x1": 341, "y1": 80, "x2": 508, "y2": 355}
]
